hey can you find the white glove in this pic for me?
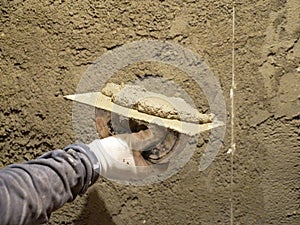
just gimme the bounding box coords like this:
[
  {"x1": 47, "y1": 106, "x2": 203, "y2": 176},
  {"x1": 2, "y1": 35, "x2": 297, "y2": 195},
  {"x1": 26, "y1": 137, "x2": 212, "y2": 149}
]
[{"x1": 88, "y1": 125, "x2": 167, "y2": 181}]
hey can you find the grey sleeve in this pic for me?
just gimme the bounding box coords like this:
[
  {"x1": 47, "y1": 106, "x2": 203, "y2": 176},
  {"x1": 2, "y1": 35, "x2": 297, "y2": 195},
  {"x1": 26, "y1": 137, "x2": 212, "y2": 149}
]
[{"x1": 0, "y1": 144, "x2": 99, "y2": 225}]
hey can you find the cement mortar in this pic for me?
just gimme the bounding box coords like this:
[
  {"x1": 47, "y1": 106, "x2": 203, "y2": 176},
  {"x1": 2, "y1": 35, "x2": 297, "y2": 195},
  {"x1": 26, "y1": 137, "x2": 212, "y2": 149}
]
[
  {"x1": 102, "y1": 82, "x2": 213, "y2": 123},
  {"x1": 0, "y1": 0, "x2": 299, "y2": 224}
]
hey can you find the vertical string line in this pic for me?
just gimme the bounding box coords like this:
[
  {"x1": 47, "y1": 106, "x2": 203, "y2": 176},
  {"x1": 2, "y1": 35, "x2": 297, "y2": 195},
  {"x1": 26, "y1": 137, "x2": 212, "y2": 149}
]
[{"x1": 230, "y1": 5, "x2": 236, "y2": 225}]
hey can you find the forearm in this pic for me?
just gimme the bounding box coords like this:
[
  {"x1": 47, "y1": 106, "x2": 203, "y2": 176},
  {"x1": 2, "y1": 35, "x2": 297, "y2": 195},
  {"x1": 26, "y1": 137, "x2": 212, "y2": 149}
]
[
  {"x1": 0, "y1": 144, "x2": 98, "y2": 225},
  {"x1": 0, "y1": 127, "x2": 164, "y2": 224}
]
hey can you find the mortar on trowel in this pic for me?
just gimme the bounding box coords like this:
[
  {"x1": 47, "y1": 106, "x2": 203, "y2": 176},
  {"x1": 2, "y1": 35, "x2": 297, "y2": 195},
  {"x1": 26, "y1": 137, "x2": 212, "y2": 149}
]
[
  {"x1": 65, "y1": 82, "x2": 221, "y2": 166},
  {"x1": 96, "y1": 82, "x2": 217, "y2": 165}
]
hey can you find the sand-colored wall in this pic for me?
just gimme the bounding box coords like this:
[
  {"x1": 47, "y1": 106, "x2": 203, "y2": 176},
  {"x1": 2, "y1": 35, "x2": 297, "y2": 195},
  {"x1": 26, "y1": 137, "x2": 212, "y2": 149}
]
[{"x1": 1, "y1": 0, "x2": 299, "y2": 224}]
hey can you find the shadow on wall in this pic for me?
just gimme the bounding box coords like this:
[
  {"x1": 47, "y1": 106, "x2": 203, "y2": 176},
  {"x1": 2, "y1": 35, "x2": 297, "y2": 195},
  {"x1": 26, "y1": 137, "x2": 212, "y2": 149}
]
[{"x1": 74, "y1": 189, "x2": 116, "y2": 225}]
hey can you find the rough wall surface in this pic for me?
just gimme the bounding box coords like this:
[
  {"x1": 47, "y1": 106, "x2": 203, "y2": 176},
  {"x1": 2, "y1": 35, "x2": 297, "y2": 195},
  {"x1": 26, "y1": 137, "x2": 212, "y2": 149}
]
[{"x1": 0, "y1": 0, "x2": 299, "y2": 224}]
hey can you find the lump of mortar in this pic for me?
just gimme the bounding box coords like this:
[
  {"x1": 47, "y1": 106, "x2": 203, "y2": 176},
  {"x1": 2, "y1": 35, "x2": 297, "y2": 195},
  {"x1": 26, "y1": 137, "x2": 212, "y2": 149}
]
[
  {"x1": 102, "y1": 82, "x2": 124, "y2": 97},
  {"x1": 137, "y1": 96, "x2": 179, "y2": 120},
  {"x1": 101, "y1": 83, "x2": 213, "y2": 124}
]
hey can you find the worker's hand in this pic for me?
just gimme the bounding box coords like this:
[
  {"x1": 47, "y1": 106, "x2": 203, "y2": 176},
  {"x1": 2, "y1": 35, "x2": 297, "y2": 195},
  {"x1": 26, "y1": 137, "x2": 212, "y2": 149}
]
[
  {"x1": 117, "y1": 123, "x2": 167, "y2": 150},
  {"x1": 88, "y1": 124, "x2": 167, "y2": 180}
]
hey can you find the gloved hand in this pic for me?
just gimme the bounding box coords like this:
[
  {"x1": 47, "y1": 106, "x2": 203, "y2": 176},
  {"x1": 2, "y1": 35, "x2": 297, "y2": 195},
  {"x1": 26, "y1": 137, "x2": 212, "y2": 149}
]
[{"x1": 88, "y1": 124, "x2": 167, "y2": 181}]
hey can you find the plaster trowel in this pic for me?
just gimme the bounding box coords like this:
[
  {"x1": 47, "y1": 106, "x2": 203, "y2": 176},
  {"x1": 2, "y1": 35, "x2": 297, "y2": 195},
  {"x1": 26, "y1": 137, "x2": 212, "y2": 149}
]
[{"x1": 64, "y1": 83, "x2": 224, "y2": 136}]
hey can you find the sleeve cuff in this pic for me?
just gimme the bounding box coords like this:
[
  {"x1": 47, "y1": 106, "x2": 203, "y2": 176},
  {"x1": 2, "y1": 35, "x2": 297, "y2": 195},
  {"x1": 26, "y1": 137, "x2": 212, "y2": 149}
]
[{"x1": 63, "y1": 143, "x2": 100, "y2": 187}]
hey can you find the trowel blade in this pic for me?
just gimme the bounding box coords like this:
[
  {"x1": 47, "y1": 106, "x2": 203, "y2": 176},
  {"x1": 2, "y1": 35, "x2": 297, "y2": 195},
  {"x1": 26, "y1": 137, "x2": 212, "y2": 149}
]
[{"x1": 64, "y1": 92, "x2": 224, "y2": 136}]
